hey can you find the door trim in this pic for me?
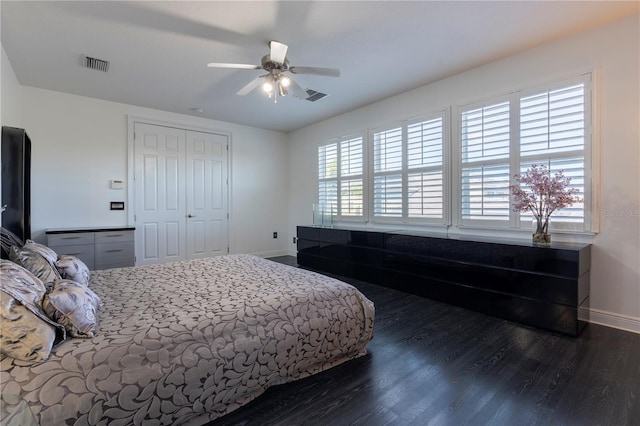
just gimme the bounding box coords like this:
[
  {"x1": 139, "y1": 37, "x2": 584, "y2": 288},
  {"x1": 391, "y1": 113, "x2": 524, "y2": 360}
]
[{"x1": 127, "y1": 116, "x2": 232, "y2": 265}]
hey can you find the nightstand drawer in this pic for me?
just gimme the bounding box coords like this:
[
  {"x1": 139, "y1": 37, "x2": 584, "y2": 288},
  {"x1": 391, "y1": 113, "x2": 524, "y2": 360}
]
[
  {"x1": 48, "y1": 232, "x2": 95, "y2": 247},
  {"x1": 47, "y1": 227, "x2": 135, "y2": 271},
  {"x1": 95, "y1": 241, "x2": 134, "y2": 269},
  {"x1": 52, "y1": 244, "x2": 95, "y2": 270},
  {"x1": 95, "y1": 230, "x2": 134, "y2": 244}
]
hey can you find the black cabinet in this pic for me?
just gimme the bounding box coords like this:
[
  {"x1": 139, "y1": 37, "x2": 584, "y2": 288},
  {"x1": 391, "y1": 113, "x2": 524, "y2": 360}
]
[
  {"x1": 1, "y1": 127, "x2": 31, "y2": 245},
  {"x1": 297, "y1": 226, "x2": 591, "y2": 336}
]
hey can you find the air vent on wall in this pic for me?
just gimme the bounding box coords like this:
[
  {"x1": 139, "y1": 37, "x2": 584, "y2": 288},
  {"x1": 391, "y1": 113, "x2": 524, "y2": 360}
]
[
  {"x1": 81, "y1": 55, "x2": 110, "y2": 72},
  {"x1": 304, "y1": 89, "x2": 328, "y2": 102}
]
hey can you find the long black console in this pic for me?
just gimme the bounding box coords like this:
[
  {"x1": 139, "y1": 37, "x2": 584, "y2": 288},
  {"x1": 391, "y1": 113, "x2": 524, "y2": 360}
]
[{"x1": 297, "y1": 226, "x2": 590, "y2": 336}]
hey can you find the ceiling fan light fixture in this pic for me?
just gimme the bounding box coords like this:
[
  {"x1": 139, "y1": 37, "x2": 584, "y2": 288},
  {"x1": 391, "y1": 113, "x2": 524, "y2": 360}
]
[
  {"x1": 207, "y1": 40, "x2": 340, "y2": 102},
  {"x1": 262, "y1": 81, "x2": 274, "y2": 93}
]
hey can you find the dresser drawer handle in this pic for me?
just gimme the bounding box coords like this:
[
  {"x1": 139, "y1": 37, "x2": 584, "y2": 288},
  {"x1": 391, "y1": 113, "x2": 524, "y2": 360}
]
[
  {"x1": 106, "y1": 249, "x2": 123, "y2": 253},
  {"x1": 61, "y1": 236, "x2": 81, "y2": 240},
  {"x1": 66, "y1": 253, "x2": 82, "y2": 256},
  {"x1": 105, "y1": 234, "x2": 122, "y2": 237}
]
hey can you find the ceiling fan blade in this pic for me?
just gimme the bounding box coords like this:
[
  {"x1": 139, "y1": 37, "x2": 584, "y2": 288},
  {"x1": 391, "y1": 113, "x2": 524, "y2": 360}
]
[
  {"x1": 207, "y1": 62, "x2": 262, "y2": 70},
  {"x1": 289, "y1": 66, "x2": 340, "y2": 77},
  {"x1": 237, "y1": 75, "x2": 267, "y2": 96},
  {"x1": 269, "y1": 41, "x2": 288, "y2": 64},
  {"x1": 288, "y1": 77, "x2": 310, "y2": 99}
]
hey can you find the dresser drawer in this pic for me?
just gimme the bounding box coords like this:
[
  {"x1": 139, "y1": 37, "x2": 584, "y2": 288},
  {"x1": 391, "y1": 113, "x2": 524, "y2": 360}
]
[
  {"x1": 95, "y1": 230, "x2": 134, "y2": 244},
  {"x1": 48, "y1": 232, "x2": 95, "y2": 247},
  {"x1": 52, "y1": 244, "x2": 95, "y2": 270},
  {"x1": 95, "y1": 241, "x2": 135, "y2": 269}
]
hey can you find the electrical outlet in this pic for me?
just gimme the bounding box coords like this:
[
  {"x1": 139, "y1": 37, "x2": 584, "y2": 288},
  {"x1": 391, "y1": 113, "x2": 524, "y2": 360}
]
[
  {"x1": 273, "y1": 232, "x2": 278, "y2": 239},
  {"x1": 293, "y1": 237, "x2": 298, "y2": 244}
]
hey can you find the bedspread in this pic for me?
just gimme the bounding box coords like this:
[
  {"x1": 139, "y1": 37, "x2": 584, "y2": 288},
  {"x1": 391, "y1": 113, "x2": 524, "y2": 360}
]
[{"x1": 0, "y1": 254, "x2": 375, "y2": 425}]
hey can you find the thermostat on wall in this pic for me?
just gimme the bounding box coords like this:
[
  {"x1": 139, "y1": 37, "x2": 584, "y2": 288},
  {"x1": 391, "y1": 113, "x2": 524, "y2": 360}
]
[{"x1": 110, "y1": 180, "x2": 125, "y2": 189}]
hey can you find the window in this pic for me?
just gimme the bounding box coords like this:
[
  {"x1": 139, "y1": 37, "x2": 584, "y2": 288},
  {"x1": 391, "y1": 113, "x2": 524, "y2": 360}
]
[
  {"x1": 315, "y1": 73, "x2": 593, "y2": 236},
  {"x1": 407, "y1": 118, "x2": 445, "y2": 219},
  {"x1": 458, "y1": 74, "x2": 591, "y2": 231},
  {"x1": 371, "y1": 113, "x2": 446, "y2": 223},
  {"x1": 318, "y1": 143, "x2": 338, "y2": 216},
  {"x1": 318, "y1": 135, "x2": 364, "y2": 219},
  {"x1": 373, "y1": 127, "x2": 403, "y2": 217},
  {"x1": 340, "y1": 137, "x2": 364, "y2": 216}
]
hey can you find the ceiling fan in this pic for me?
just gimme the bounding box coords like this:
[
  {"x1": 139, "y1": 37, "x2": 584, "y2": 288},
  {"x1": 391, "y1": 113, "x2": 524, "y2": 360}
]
[{"x1": 207, "y1": 41, "x2": 340, "y2": 102}]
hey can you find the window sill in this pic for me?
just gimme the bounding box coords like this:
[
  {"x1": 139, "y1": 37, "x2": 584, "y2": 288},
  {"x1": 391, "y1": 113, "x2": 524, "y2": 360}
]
[{"x1": 453, "y1": 225, "x2": 596, "y2": 245}]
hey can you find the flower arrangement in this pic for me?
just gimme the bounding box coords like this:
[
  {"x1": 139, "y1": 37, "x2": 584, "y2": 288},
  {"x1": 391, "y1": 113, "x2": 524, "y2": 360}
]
[{"x1": 511, "y1": 164, "x2": 581, "y2": 244}]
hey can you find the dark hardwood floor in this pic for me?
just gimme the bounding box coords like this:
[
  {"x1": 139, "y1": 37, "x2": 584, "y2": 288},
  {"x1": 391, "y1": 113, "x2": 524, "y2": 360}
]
[{"x1": 209, "y1": 256, "x2": 640, "y2": 426}]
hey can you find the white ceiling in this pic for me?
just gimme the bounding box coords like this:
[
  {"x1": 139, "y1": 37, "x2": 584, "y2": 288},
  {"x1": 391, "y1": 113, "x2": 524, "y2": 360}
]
[{"x1": 2, "y1": 1, "x2": 638, "y2": 132}]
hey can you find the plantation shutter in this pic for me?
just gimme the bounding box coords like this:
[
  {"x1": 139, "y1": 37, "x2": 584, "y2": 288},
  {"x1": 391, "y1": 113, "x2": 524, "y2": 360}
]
[
  {"x1": 407, "y1": 117, "x2": 444, "y2": 219},
  {"x1": 373, "y1": 127, "x2": 403, "y2": 217},
  {"x1": 318, "y1": 143, "x2": 337, "y2": 180},
  {"x1": 520, "y1": 84, "x2": 585, "y2": 155},
  {"x1": 460, "y1": 101, "x2": 511, "y2": 222},
  {"x1": 318, "y1": 143, "x2": 338, "y2": 216},
  {"x1": 519, "y1": 83, "x2": 586, "y2": 224},
  {"x1": 315, "y1": 74, "x2": 590, "y2": 234},
  {"x1": 318, "y1": 136, "x2": 364, "y2": 220},
  {"x1": 340, "y1": 137, "x2": 364, "y2": 217}
]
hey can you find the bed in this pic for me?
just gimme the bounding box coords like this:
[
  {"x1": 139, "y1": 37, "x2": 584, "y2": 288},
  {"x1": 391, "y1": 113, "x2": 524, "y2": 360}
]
[{"x1": 0, "y1": 254, "x2": 375, "y2": 425}]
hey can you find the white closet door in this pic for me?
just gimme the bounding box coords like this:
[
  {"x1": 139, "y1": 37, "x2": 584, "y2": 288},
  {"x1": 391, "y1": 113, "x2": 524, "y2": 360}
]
[
  {"x1": 185, "y1": 131, "x2": 229, "y2": 259},
  {"x1": 134, "y1": 123, "x2": 187, "y2": 265}
]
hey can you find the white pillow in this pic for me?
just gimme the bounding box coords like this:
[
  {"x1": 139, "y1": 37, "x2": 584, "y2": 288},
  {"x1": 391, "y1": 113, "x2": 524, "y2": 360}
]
[
  {"x1": 55, "y1": 255, "x2": 91, "y2": 286},
  {"x1": 43, "y1": 279, "x2": 100, "y2": 338}
]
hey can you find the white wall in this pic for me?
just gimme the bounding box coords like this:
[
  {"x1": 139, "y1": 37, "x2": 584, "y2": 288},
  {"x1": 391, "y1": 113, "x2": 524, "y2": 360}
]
[
  {"x1": 288, "y1": 14, "x2": 640, "y2": 332},
  {"x1": 20, "y1": 86, "x2": 289, "y2": 257},
  {"x1": 1, "y1": 46, "x2": 22, "y2": 127}
]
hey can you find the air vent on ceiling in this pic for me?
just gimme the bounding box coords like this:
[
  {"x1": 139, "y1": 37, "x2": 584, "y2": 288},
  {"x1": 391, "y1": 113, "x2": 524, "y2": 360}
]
[
  {"x1": 304, "y1": 89, "x2": 328, "y2": 102},
  {"x1": 81, "y1": 55, "x2": 110, "y2": 72}
]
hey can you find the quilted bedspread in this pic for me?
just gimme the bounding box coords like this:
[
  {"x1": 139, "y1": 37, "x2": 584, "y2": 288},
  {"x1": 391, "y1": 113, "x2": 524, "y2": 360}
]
[{"x1": 0, "y1": 255, "x2": 375, "y2": 425}]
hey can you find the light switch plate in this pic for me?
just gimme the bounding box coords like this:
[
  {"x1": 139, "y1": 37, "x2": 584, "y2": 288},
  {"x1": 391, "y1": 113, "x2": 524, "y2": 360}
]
[{"x1": 110, "y1": 180, "x2": 124, "y2": 189}]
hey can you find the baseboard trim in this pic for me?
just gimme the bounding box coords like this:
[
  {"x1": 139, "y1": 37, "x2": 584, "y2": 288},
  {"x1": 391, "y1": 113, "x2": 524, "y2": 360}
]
[
  {"x1": 252, "y1": 250, "x2": 291, "y2": 259},
  {"x1": 588, "y1": 308, "x2": 640, "y2": 334}
]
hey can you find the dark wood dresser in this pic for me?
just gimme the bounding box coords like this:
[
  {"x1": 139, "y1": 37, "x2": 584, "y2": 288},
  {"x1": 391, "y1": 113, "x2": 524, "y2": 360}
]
[{"x1": 297, "y1": 226, "x2": 590, "y2": 336}]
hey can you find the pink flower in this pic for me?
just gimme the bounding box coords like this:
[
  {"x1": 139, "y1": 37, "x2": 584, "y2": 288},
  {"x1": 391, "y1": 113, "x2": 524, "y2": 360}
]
[{"x1": 510, "y1": 164, "x2": 581, "y2": 224}]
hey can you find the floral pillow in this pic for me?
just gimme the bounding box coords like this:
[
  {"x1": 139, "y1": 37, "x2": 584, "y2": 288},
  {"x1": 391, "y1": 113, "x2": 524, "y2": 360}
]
[
  {"x1": 23, "y1": 240, "x2": 58, "y2": 266},
  {"x1": 0, "y1": 260, "x2": 66, "y2": 362},
  {"x1": 43, "y1": 279, "x2": 100, "y2": 338},
  {"x1": 55, "y1": 255, "x2": 91, "y2": 286},
  {"x1": 9, "y1": 246, "x2": 61, "y2": 288},
  {"x1": 0, "y1": 292, "x2": 58, "y2": 362},
  {"x1": 0, "y1": 259, "x2": 47, "y2": 308}
]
